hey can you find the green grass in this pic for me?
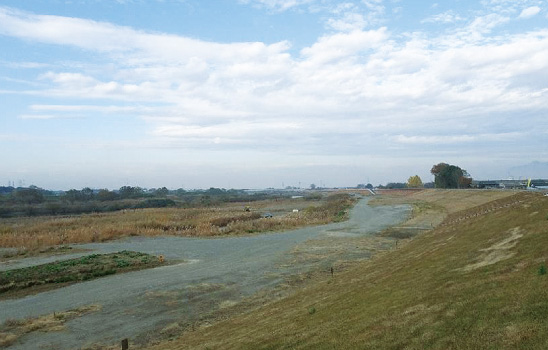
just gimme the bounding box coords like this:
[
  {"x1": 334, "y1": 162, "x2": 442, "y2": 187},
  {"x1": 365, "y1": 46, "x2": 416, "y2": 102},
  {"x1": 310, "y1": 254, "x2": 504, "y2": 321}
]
[
  {"x1": 148, "y1": 191, "x2": 548, "y2": 350},
  {"x1": 0, "y1": 251, "x2": 163, "y2": 297}
]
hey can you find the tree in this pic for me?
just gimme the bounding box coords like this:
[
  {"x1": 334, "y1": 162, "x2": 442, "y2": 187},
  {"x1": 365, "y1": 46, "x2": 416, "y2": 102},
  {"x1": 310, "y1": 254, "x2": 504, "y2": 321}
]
[
  {"x1": 63, "y1": 189, "x2": 81, "y2": 203},
  {"x1": 80, "y1": 187, "x2": 94, "y2": 201},
  {"x1": 13, "y1": 187, "x2": 45, "y2": 204},
  {"x1": 459, "y1": 171, "x2": 473, "y2": 188},
  {"x1": 310, "y1": 184, "x2": 316, "y2": 190},
  {"x1": 97, "y1": 189, "x2": 118, "y2": 201},
  {"x1": 155, "y1": 187, "x2": 169, "y2": 197},
  {"x1": 407, "y1": 175, "x2": 423, "y2": 188},
  {"x1": 119, "y1": 186, "x2": 144, "y2": 199},
  {"x1": 430, "y1": 163, "x2": 472, "y2": 189}
]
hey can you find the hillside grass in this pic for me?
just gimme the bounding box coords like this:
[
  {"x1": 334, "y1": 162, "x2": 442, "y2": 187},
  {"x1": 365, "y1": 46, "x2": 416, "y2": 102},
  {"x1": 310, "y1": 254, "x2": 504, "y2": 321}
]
[
  {"x1": 0, "y1": 194, "x2": 355, "y2": 251},
  {"x1": 148, "y1": 190, "x2": 548, "y2": 350}
]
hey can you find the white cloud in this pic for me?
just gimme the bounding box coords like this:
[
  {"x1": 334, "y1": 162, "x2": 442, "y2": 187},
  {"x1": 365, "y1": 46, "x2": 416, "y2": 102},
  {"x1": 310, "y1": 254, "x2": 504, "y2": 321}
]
[
  {"x1": 238, "y1": 0, "x2": 314, "y2": 11},
  {"x1": 393, "y1": 132, "x2": 523, "y2": 144},
  {"x1": 18, "y1": 114, "x2": 81, "y2": 120},
  {"x1": 1, "y1": 6, "x2": 548, "y2": 174},
  {"x1": 518, "y1": 6, "x2": 541, "y2": 18},
  {"x1": 422, "y1": 11, "x2": 466, "y2": 24},
  {"x1": 327, "y1": 12, "x2": 367, "y2": 32}
]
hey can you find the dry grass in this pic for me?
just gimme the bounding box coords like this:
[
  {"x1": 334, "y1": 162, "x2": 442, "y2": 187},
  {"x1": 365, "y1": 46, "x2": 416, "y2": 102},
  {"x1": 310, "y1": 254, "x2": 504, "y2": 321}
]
[
  {"x1": 146, "y1": 190, "x2": 548, "y2": 350},
  {"x1": 0, "y1": 305, "x2": 101, "y2": 347},
  {"x1": 0, "y1": 194, "x2": 354, "y2": 251}
]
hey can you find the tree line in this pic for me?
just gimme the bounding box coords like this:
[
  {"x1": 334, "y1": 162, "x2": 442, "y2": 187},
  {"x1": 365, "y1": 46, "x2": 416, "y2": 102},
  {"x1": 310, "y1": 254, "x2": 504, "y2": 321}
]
[
  {"x1": 0, "y1": 186, "x2": 287, "y2": 218},
  {"x1": 405, "y1": 162, "x2": 472, "y2": 189}
]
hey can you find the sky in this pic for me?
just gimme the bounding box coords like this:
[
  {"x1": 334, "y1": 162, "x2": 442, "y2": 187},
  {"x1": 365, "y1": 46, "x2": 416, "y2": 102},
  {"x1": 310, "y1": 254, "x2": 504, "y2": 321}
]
[{"x1": 1, "y1": 0, "x2": 547, "y2": 190}]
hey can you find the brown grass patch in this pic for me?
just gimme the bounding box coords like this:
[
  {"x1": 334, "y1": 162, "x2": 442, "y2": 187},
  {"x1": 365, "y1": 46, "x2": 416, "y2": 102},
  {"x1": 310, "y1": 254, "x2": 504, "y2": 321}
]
[
  {"x1": 0, "y1": 305, "x2": 101, "y2": 347},
  {"x1": 0, "y1": 194, "x2": 355, "y2": 252}
]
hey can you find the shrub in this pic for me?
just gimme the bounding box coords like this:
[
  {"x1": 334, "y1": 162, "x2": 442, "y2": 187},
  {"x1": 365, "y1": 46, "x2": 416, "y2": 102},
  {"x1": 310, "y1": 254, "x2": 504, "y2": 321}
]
[{"x1": 134, "y1": 199, "x2": 176, "y2": 209}]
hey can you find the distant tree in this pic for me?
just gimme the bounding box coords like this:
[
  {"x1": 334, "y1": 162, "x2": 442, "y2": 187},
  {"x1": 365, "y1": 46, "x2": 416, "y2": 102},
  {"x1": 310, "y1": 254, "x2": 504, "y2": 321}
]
[
  {"x1": 13, "y1": 187, "x2": 45, "y2": 204},
  {"x1": 63, "y1": 189, "x2": 81, "y2": 203},
  {"x1": 366, "y1": 183, "x2": 373, "y2": 189},
  {"x1": 97, "y1": 189, "x2": 118, "y2": 201},
  {"x1": 430, "y1": 163, "x2": 472, "y2": 188},
  {"x1": 155, "y1": 187, "x2": 169, "y2": 197},
  {"x1": 206, "y1": 187, "x2": 225, "y2": 196},
  {"x1": 81, "y1": 187, "x2": 94, "y2": 201},
  {"x1": 407, "y1": 175, "x2": 424, "y2": 188},
  {"x1": 119, "y1": 186, "x2": 144, "y2": 199},
  {"x1": 310, "y1": 184, "x2": 316, "y2": 190},
  {"x1": 0, "y1": 186, "x2": 15, "y2": 195},
  {"x1": 459, "y1": 170, "x2": 473, "y2": 188}
]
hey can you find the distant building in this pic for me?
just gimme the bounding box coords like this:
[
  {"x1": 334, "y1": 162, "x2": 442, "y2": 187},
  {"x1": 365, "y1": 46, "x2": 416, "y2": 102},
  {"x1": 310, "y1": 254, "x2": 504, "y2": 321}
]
[{"x1": 472, "y1": 179, "x2": 548, "y2": 189}]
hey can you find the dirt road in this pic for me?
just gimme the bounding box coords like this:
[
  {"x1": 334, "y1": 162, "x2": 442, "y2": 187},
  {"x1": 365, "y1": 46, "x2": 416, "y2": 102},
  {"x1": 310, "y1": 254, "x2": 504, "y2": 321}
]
[{"x1": 0, "y1": 197, "x2": 410, "y2": 349}]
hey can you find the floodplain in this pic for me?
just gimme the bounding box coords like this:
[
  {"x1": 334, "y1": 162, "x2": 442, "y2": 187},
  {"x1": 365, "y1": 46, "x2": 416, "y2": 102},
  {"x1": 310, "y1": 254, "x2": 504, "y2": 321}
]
[
  {"x1": 146, "y1": 189, "x2": 548, "y2": 350},
  {"x1": 2, "y1": 189, "x2": 547, "y2": 350}
]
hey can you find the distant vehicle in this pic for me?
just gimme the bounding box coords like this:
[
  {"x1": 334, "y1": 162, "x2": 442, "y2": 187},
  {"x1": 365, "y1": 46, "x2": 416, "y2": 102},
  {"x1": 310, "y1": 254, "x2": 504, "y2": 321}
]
[{"x1": 262, "y1": 212, "x2": 273, "y2": 218}]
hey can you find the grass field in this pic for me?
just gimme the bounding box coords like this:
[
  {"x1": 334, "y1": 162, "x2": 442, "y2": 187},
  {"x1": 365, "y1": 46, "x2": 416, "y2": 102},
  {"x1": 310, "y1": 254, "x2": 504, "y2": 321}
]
[
  {"x1": 0, "y1": 194, "x2": 355, "y2": 253},
  {"x1": 146, "y1": 189, "x2": 548, "y2": 350}
]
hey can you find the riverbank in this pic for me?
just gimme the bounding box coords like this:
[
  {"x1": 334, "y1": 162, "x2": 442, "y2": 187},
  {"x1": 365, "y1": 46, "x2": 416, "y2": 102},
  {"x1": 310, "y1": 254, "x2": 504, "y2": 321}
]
[
  {"x1": 0, "y1": 196, "x2": 410, "y2": 349},
  {"x1": 147, "y1": 190, "x2": 548, "y2": 350}
]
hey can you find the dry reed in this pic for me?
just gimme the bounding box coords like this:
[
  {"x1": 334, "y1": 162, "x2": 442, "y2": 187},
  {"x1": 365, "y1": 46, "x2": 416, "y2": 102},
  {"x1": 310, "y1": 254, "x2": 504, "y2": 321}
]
[{"x1": 0, "y1": 195, "x2": 354, "y2": 251}]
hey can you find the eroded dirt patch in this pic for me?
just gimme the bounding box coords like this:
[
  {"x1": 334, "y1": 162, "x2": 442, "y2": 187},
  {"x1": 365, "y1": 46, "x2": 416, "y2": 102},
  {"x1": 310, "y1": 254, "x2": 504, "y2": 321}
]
[{"x1": 461, "y1": 227, "x2": 524, "y2": 272}]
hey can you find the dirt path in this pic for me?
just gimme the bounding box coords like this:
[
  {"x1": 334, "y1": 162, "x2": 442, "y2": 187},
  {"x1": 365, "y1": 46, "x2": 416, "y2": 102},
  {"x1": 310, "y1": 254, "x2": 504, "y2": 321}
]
[{"x1": 0, "y1": 197, "x2": 410, "y2": 349}]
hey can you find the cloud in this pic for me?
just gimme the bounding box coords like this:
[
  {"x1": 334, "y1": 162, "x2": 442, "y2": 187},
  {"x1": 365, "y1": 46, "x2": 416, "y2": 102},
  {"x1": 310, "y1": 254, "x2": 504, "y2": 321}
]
[
  {"x1": 18, "y1": 114, "x2": 81, "y2": 120},
  {"x1": 518, "y1": 6, "x2": 541, "y2": 18},
  {"x1": 238, "y1": 0, "x2": 314, "y2": 11},
  {"x1": 422, "y1": 11, "x2": 466, "y2": 24},
  {"x1": 392, "y1": 132, "x2": 523, "y2": 145},
  {"x1": 1, "y1": 6, "x2": 548, "y2": 164},
  {"x1": 327, "y1": 12, "x2": 367, "y2": 32}
]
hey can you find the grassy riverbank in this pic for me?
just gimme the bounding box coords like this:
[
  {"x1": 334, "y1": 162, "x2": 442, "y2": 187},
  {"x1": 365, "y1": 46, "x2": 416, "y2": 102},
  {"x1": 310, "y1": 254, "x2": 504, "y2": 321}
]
[{"x1": 147, "y1": 190, "x2": 548, "y2": 350}]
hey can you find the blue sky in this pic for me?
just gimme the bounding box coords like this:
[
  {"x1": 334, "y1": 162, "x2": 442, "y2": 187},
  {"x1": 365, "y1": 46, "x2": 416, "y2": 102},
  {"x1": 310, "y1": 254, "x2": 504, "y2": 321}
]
[{"x1": 1, "y1": 0, "x2": 547, "y2": 190}]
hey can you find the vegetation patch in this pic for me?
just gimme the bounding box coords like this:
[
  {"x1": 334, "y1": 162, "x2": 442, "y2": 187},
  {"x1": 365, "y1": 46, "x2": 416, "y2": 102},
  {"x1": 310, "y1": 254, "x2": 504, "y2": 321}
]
[
  {"x1": 0, "y1": 305, "x2": 101, "y2": 347},
  {"x1": 0, "y1": 251, "x2": 163, "y2": 298}
]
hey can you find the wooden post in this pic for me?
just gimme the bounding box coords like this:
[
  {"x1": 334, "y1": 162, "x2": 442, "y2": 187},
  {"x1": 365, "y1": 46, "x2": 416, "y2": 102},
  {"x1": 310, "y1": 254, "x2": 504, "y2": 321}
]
[
  {"x1": 330, "y1": 267, "x2": 334, "y2": 277},
  {"x1": 121, "y1": 338, "x2": 129, "y2": 350}
]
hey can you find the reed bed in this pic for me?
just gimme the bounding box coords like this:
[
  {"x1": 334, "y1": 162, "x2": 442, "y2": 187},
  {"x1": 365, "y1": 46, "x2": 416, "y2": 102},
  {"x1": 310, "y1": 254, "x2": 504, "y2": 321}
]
[{"x1": 0, "y1": 194, "x2": 354, "y2": 251}]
